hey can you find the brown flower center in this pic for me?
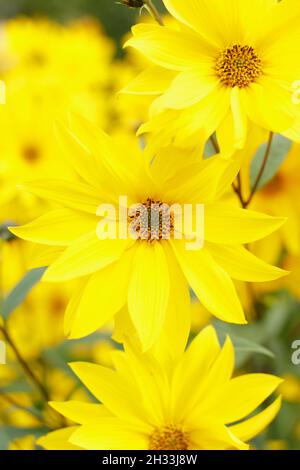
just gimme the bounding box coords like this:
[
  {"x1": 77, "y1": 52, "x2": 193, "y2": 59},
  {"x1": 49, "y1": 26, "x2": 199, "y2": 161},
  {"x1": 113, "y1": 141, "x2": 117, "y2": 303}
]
[
  {"x1": 128, "y1": 198, "x2": 174, "y2": 242},
  {"x1": 216, "y1": 44, "x2": 262, "y2": 88},
  {"x1": 149, "y1": 425, "x2": 189, "y2": 450},
  {"x1": 22, "y1": 145, "x2": 40, "y2": 163}
]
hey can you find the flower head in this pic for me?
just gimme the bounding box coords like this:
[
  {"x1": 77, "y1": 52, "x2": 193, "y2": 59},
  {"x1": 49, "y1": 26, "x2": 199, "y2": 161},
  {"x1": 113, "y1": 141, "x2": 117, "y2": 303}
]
[
  {"x1": 123, "y1": 0, "x2": 300, "y2": 152},
  {"x1": 37, "y1": 326, "x2": 282, "y2": 450},
  {"x1": 11, "y1": 115, "x2": 287, "y2": 350}
]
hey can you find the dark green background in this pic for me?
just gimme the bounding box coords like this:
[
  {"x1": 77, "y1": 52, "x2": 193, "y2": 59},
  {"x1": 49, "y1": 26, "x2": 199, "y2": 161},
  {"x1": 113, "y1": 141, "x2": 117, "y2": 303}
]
[{"x1": 0, "y1": 0, "x2": 165, "y2": 51}]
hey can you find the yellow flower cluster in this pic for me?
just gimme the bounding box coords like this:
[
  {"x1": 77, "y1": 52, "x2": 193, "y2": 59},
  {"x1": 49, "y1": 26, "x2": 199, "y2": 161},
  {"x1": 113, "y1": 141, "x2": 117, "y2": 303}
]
[{"x1": 1, "y1": 1, "x2": 300, "y2": 451}]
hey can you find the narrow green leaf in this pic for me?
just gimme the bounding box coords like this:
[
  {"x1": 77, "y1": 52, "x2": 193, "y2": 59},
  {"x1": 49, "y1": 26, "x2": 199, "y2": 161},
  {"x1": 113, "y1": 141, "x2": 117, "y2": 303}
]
[
  {"x1": 217, "y1": 329, "x2": 274, "y2": 359},
  {"x1": 250, "y1": 134, "x2": 292, "y2": 191},
  {"x1": 2, "y1": 267, "x2": 47, "y2": 319},
  {"x1": 230, "y1": 335, "x2": 274, "y2": 359}
]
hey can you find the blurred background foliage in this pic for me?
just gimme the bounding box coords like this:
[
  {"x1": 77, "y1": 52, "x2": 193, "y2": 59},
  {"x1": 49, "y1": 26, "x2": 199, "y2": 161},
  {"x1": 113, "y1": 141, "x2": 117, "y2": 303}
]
[{"x1": 0, "y1": 0, "x2": 165, "y2": 53}]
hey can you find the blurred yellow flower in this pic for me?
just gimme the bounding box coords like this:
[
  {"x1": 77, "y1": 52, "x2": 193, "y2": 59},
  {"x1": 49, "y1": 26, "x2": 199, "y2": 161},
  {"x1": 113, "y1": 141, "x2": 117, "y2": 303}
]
[
  {"x1": 279, "y1": 375, "x2": 300, "y2": 403},
  {"x1": 266, "y1": 440, "x2": 288, "y2": 451},
  {"x1": 9, "y1": 435, "x2": 36, "y2": 450}
]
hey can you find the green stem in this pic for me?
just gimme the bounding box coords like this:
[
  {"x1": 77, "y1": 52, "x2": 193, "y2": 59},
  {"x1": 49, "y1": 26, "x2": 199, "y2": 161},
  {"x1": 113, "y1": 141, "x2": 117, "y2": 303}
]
[
  {"x1": 244, "y1": 131, "x2": 274, "y2": 208},
  {"x1": 144, "y1": 0, "x2": 164, "y2": 25},
  {"x1": 0, "y1": 324, "x2": 50, "y2": 403}
]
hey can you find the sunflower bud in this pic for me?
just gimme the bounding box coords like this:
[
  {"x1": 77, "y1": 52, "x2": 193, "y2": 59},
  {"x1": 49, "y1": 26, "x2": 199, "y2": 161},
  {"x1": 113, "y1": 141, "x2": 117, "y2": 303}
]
[{"x1": 121, "y1": 0, "x2": 144, "y2": 8}]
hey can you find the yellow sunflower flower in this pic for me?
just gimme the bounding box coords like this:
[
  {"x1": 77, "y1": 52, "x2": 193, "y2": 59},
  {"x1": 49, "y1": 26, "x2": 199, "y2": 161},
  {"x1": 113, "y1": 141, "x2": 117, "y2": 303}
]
[
  {"x1": 38, "y1": 326, "x2": 282, "y2": 450},
  {"x1": 123, "y1": 0, "x2": 300, "y2": 152},
  {"x1": 11, "y1": 115, "x2": 287, "y2": 350}
]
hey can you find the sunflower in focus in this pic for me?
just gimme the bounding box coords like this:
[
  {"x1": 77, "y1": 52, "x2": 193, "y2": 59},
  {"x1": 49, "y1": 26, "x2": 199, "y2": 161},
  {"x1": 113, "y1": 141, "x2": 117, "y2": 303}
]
[
  {"x1": 11, "y1": 115, "x2": 288, "y2": 351},
  {"x1": 38, "y1": 326, "x2": 282, "y2": 450},
  {"x1": 123, "y1": 0, "x2": 300, "y2": 153}
]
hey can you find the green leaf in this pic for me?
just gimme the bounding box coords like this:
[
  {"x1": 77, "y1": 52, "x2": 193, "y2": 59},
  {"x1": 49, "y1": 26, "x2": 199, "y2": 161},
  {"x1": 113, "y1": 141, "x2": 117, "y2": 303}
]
[
  {"x1": 214, "y1": 321, "x2": 275, "y2": 368},
  {"x1": 1, "y1": 267, "x2": 47, "y2": 319},
  {"x1": 218, "y1": 329, "x2": 274, "y2": 357},
  {"x1": 250, "y1": 134, "x2": 292, "y2": 191},
  {"x1": 230, "y1": 335, "x2": 274, "y2": 358}
]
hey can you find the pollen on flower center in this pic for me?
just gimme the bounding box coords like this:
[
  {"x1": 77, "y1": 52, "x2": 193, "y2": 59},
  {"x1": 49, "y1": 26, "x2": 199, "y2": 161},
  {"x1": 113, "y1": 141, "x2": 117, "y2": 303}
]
[
  {"x1": 149, "y1": 425, "x2": 189, "y2": 450},
  {"x1": 216, "y1": 44, "x2": 262, "y2": 88},
  {"x1": 128, "y1": 198, "x2": 174, "y2": 242}
]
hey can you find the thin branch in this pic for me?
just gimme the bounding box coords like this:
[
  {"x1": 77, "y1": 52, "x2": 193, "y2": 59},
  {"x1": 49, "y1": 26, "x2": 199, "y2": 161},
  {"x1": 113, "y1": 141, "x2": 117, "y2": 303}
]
[
  {"x1": 210, "y1": 134, "x2": 220, "y2": 154},
  {"x1": 144, "y1": 0, "x2": 164, "y2": 25},
  {"x1": 244, "y1": 131, "x2": 274, "y2": 208},
  {"x1": 232, "y1": 172, "x2": 246, "y2": 207},
  {"x1": 0, "y1": 325, "x2": 50, "y2": 402}
]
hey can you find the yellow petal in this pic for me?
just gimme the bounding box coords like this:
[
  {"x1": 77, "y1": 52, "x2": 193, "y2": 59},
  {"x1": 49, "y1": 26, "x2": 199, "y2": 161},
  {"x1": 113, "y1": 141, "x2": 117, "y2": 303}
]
[
  {"x1": 230, "y1": 87, "x2": 248, "y2": 149},
  {"x1": 171, "y1": 326, "x2": 220, "y2": 420},
  {"x1": 121, "y1": 65, "x2": 175, "y2": 95},
  {"x1": 230, "y1": 396, "x2": 282, "y2": 442},
  {"x1": 171, "y1": 241, "x2": 246, "y2": 324},
  {"x1": 70, "y1": 418, "x2": 148, "y2": 450},
  {"x1": 37, "y1": 427, "x2": 81, "y2": 450},
  {"x1": 123, "y1": 344, "x2": 169, "y2": 427},
  {"x1": 128, "y1": 242, "x2": 170, "y2": 351},
  {"x1": 205, "y1": 203, "x2": 286, "y2": 244},
  {"x1": 125, "y1": 23, "x2": 208, "y2": 71},
  {"x1": 190, "y1": 420, "x2": 248, "y2": 450},
  {"x1": 164, "y1": 154, "x2": 234, "y2": 204},
  {"x1": 44, "y1": 233, "x2": 131, "y2": 282},
  {"x1": 203, "y1": 374, "x2": 282, "y2": 424},
  {"x1": 152, "y1": 243, "x2": 191, "y2": 366},
  {"x1": 49, "y1": 401, "x2": 111, "y2": 424},
  {"x1": 209, "y1": 244, "x2": 288, "y2": 282},
  {"x1": 55, "y1": 121, "x2": 116, "y2": 199},
  {"x1": 187, "y1": 337, "x2": 235, "y2": 420},
  {"x1": 68, "y1": 113, "x2": 147, "y2": 199},
  {"x1": 20, "y1": 179, "x2": 100, "y2": 214},
  {"x1": 67, "y1": 249, "x2": 134, "y2": 339},
  {"x1": 151, "y1": 69, "x2": 217, "y2": 111},
  {"x1": 162, "y1": 0, "x2": 226, "y2": 48},
  {"x1": 10, "y1": 209, "x2": 96, "y2": 246},
  {"x1": 69, "y1": 362, "x2": 150, "y2": 428},
  {"x1": 242, "y1": 81, "x2": 294, "y2": 133},
  {"x1": 28, "y1": 244, "x2": 64, "y2": 269}
]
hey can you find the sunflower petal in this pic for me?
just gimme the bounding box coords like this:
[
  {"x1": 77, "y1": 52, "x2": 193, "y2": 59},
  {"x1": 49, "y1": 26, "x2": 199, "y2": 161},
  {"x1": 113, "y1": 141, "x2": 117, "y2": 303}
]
[
  {"x1": 230, "y1": 396, "x2": 282, "y2": 442},
  {"x1": 205, "y1": 203, "x2": 286, "y2": 244},
  {"x1": 10, "y1": 209, "x2": 96, "y2": 246},
  {"x1": 44, "y1": 233, "x2": 131, "y2": 282},
  {"x1": 171, "y1": 241, "x2": 246, "y2": 324},
  {"x1": 209, "y1": 244, "x2": 288, "y2": 282},
  {"x1": 69, "y1": 418, "x2": 148, "y2": 450},
  {"x1": 67, "y1": 249, "x2": 134, "y2": 339},
  {"x1": 128, "y1": 242, "x2": 170, "y2": 352}
]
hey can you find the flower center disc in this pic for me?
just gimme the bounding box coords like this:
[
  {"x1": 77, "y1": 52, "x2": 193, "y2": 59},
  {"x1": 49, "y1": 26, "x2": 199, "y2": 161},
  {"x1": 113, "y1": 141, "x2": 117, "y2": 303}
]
[
  {"x1": 128, "y1": 198, "x2": 174, "y2": 242},
  {"x1": 216, "y1": 44, "x2": 262, "y2": 88},
  {"x1": 150, "y1": 425, "x2": 189, "y2": 450},
  {"x1": 22, "y1": 145, "x2": 40, "y2": 163}
]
